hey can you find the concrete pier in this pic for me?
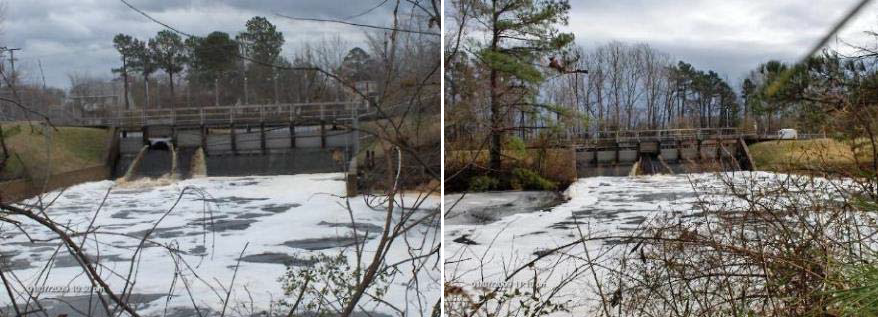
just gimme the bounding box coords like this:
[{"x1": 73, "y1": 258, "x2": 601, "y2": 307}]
[
  {"x1": 574, "y1": 130, "x2": 756, "y2": 177},
  {"x1": 115, "y1": 123, "x2": 356, "y2": 178}
]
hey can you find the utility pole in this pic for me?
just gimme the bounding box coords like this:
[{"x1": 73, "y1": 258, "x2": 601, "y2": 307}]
[
  {"x1": 156, "y1": 80, "x2": 161, "y2": 109},
  {"x1": 273, "y1": 70, "x2": 279, "y2": 105},
  {"x1": 38, "y1": 59, "x2": 47, "y2": 90},
  {"x1": 145, "y1": 79, "x2": 150, "y2": 110},
  {"x1": 239, "y1": 41, "x2": 248, "y2": 106},
  {"x1": 3, "y1": 48, "x2": 21, "y2": 88},
  {"x1": 186, "y1": 81, "x2": 191, "y2": 108},
  {"x1": 0, "y1": 47, "x2": 22, "y2": 121}
]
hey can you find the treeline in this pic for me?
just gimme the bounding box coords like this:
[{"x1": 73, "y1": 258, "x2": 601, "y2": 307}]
[
  {"x1": 545, "y1": 42, "x2": 740, "y2": 132},
  {"x1": 109, "y1": 16, "x2": 378, "y2": 110},
  {"x1": 447, "y1": 41, "x2": 743, "y2": 146},
  {"x1": 443, "y1": 0, "x2": 750, "y2": 190},
  {"x1": 741, "y1": 53, "x2": 877, "y2": 135}
]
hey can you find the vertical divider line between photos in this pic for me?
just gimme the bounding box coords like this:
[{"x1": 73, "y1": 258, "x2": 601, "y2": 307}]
[{"x1": 439, "y1": 0, "x2": 447, "y2": 315}]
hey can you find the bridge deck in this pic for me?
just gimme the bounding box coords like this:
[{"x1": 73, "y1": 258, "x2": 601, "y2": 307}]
[
  {"x1": 571, "y1": 128, "x2": 819, "y2": 148},
  {"x1": 78, "y1": 102, "x2": 367, "y2": 129}
]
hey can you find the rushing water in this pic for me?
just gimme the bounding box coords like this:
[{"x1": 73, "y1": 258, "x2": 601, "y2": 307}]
[
  {"x1": 444, "y1": 172, "x2": 790, "y2": 315},
  {"x1": 0, "y1": 173, "x2": 439, "y2": 317}
]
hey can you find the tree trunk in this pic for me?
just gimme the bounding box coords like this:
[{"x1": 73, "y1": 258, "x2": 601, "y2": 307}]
[
  {"x1": 144, "y1": 76, "x2": 150, "y2": 110},
  {"x1": 122, "y1": 59, "x2": 130, "y2": 110},
  {"x1": 169, "y1": 73, "x2": 175, "y2": 109},
  {"x1": 489, "y1": 68, "x2": 502, "y2": 174},
  {"x1": 488, "y1": 7, "x2": 502, "y2": 175},
  {"x1": 0, "y1": 124, "x2": 9, "y2": 171}
]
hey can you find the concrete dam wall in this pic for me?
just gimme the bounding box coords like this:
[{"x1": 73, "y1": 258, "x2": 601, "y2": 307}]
[
  {"x1": 115, "y1": 124, "x2": 353, "y2": 179},
  {"x1": 575, "y1": 138, "x2": 754, "y2": 177}
]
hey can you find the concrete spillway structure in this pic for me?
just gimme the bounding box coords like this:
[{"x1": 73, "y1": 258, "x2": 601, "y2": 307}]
[
  {"x1": 576, "y1": 137, "x2": 755, "y2": 177},
  {"x1": 114, "y1": 123, "x2": 355, "y2": 178},
  {"x1": 118, "y1": 141, "x2": 181, "y2": 180},
  {"x1": 121, "y1": 145, "x2": 149, "y2": 181}
]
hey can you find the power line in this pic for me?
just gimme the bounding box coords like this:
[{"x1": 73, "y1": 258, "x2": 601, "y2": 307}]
[
  {"x1": 275, "y1": 14, "x2": 440, "y2": 37},
  {"x1": 116, "y1": 0, "x2": 401, "y2": 120},
  {"x1": 118, "y1": 0, "x2": 316, "y2": 72},
  {"x1": 766, "y1": 0, "x2": 874, "y2": 96},
  {"x1": 343, "y1": 0, "x2": 390, "y2": 20}
]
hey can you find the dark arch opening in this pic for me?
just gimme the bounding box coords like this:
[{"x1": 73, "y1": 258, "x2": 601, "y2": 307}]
[{"x1": 149, "y1": 140, "x2": 171, "y2": 151}]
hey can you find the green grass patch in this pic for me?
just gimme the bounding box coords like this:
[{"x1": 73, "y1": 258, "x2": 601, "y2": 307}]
[
  {"x1": 445, "y1": 147, "x2": 574, "y2": 192},
  {"x1": 749, "y1": 138, "x2": 873, "y2": 173},
  {"x1": 510, "y1": 168, "x2": 557, "y2": 191},
  {"x1": 0, "y1": 123, "x2": 108, "y2": 180},
  {"x1": 469, "y1": 175, "x2": 500, "y2": 192}
]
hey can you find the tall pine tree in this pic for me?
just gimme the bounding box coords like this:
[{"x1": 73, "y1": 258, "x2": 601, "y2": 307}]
[
  {"x1": 113, "y1": 34, "x2": 138, "y2": 110},
  {"x1": 151, "y1": 30, "x2": 188, "y2": 108},
  {"x1": 471, "y1": 0, "x2": 575, "y2": 173}
]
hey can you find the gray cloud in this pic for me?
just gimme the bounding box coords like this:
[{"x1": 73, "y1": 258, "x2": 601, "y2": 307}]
[
  {"x1": 8, "y1": 0, "x2": 878, "y2": 90},
  {"x1": 3, "y1": 0, "x2": 399, "y2": 88},
  {"x1": 564, "y1": 0, "x2": 878, "y2": 86}
]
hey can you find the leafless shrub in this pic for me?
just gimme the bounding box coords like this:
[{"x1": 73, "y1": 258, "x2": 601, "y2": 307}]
[{"x1": 595, "y1": 172, "x2": 878, "y2": 316}]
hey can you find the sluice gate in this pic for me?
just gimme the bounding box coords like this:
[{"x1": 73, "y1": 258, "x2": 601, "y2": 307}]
[
  {"x1": 114, "y1": 122, "x2": 358, "y2": 179},
  {"x1": 574, "y1": 129, "x2": 757, "y2": 177}
]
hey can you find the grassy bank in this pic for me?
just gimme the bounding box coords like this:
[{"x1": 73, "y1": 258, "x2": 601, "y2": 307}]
[
  {"x1": 0, "y1": 123, "x2": 108, "y2": 181},
  {"x1": 356, "y1": 114, "x2": 442, "y2": 191},
  {"x1": 749, "y1": 138, "x2": 874, "y2": 173},
  {"x1": 444, "y1": 147, "x2": 576, "y2": 192}
]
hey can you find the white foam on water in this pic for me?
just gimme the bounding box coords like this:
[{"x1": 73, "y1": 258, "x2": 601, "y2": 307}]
[
  {"x1": 0, "y1": 173, "x2": 439, "y2": 316},
  {"x1": 445, "y1": 171, "x2": 812, "y2": 315}
]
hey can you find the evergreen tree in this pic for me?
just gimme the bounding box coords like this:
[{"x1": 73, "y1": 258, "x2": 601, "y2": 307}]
[
  {"x1": 472, "y1": 0, "x2": 575, "y2": 173},
  {"x1": 237, "y1": 16, "x2": 284, "y2": 64},
  {"x1": 187, "y1": 31, "x2": 239, "y2": 85},
  {"x1": 131, "y1": 38, "x2": 158, "y2": 109},
  {"x1": 341, "y1": 47, "x2": 373, "y2": 82},
  {"x1": 237, "y1": 16, "x2": 285, "y2": 103},
  {"x1": 112, "y1": 34, "x2": 137, "y2": 109},
  {"x1": 151, "y1": 30, "x2": 189, "y2": 108}
]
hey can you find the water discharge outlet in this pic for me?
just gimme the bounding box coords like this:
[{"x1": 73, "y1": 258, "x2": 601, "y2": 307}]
[{"x1": 122, "y1": 145, "x2": 149, "y2": 182}]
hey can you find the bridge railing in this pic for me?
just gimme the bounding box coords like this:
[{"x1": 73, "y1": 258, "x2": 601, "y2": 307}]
[
  {"x1": 573, "y1": 128, "x2": 756, "y2": 145},
  {"x1": 96, "y1": 101, "x2": 367, "y2": 127},
  {"x1": 757, "y1": 132, "x2": 825, "y2": 140}
]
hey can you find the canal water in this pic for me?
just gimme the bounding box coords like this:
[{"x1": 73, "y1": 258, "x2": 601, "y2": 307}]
[
  {"x1": 0, "y1": 173, "x2": 439, "y2": 316},
  {"x1": 444, "y1": 171, "x2": 795, "y2": 314}
]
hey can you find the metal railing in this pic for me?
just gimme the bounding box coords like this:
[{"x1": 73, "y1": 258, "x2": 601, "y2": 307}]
[
  {"x1": 571, "y1": 128, "x2": 825, "y2": 145},
  {"x1": 79, "y1": 101, "x2": 368, "y2": 127},
  {"x1": 758, "y1": 132, "x2": 825, "y2": 141},
  {"x1": 572, "y1": 128, "x2": 754, "y2": 144}
]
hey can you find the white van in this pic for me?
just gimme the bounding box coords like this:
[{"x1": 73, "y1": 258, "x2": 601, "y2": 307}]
[{"x1": 778, "y1": 129, "x2": 798, "y2": 140}]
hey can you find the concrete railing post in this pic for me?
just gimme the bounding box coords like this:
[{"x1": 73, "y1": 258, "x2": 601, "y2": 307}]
[
  {"x1": 142, "y1": 126, "x2": 149, "y2": 146},
  {"x1": 346, "y1": 158, "x2": 358, "y2": 197},
  {"x1": 290, "y1": 122, "x2": 296, "y2": 148},
  {"x1": 697, "y1": 139, "x2": 703, "y2": 160},
  {"x1": 260, "y1": 123, "x2": 266, "y2": 155},
  {"x1": 320, "y1": 121, "x2": 326, "y2": 148},
  {"x1": 201, "y1": 125, "x2": 208, "y2": 156},
  {"x1": 615, "y1": 141, "x2": 620, "y2": 164},
  {"x1": 230, "y1": 123, "x2": 237, "y2": 155}
]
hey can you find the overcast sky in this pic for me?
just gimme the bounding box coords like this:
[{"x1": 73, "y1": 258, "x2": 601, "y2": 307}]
[
  {"x1": 6, "y1": 1, "x2": 878, "y2": 89},
  {"x1": 3, "y1": 0, "x2": 396, "y2": 88},
  {"x1": 564, "y1": 0, "x2": 878, "y2": 85}
]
